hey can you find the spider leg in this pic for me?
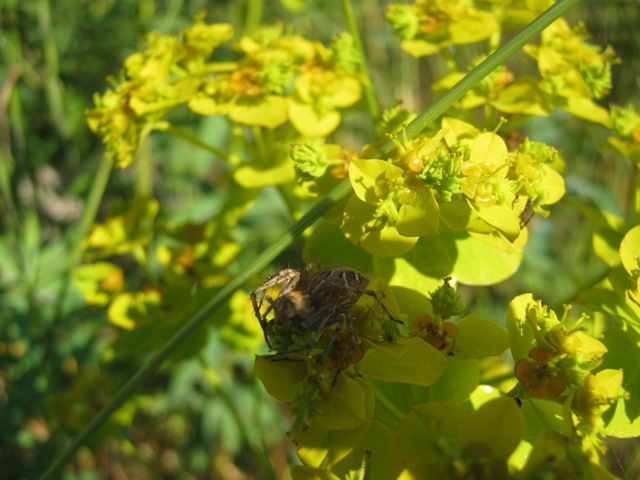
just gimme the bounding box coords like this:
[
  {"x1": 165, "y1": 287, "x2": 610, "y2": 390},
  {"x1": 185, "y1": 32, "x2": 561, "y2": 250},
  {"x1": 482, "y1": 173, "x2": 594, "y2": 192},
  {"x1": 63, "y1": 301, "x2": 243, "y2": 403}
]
[
  {"x1": 355, "y1": 288, "x2": 403, "y2": 323},
  {"x1": 250, "y1": 290, "x2": 273, "y2": 347}
]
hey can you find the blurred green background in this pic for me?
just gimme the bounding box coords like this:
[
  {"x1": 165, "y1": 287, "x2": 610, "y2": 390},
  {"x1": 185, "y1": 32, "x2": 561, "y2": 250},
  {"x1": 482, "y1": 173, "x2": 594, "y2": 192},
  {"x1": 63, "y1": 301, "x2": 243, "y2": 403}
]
[{"x1": 1, "y1": 0, "x2": 638, "y2": 478}]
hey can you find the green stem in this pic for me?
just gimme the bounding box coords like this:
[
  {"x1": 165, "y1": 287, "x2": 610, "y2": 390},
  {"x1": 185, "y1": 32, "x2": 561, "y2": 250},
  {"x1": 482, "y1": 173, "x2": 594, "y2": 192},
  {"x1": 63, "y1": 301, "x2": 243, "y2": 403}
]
[
  {"x1": 135, "y1": 139, "x2": 153, "y2": 196},
  {"x1": 340, "y1": 0, "x2": 379, "y2": 131},
  {"x1": 165, "y1": 124, "x2": 232, "y2": 161},
  {"x1": 245, "y1": 0, "x2": 264, "y2": 34},
  {"x1": 68, "y1": 156, "x2": 115, "y2": 266},
  {"x1": 49, "y1": 156, "x2": 115, "y2": 328},
  {"x1": 38, "y1": 1, "x2": 582, "y2": 477}
]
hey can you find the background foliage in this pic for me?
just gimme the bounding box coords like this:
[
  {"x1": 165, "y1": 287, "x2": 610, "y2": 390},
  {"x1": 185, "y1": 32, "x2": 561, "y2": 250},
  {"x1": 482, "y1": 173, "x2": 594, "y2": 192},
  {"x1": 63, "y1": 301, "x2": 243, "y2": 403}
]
[{"x1": 1, "y1": 0, "x2": 639, "y2": 479}]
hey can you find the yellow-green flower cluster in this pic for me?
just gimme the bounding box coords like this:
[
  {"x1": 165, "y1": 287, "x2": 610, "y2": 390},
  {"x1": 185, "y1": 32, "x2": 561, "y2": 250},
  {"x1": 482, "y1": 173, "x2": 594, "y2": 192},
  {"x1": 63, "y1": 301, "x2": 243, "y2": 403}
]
[
  {"x1": 87, "y1": 16, "x2": 364, "y2": 168},
  {"x1": 385, "y1": 0, "x2": 499, "y2": 57},
  {"x1": 524, "y1": 19, "x2": 617, "y2": 101},
  {"x1": 341, "y1": 116, "x2": 566, "y2": 256}
]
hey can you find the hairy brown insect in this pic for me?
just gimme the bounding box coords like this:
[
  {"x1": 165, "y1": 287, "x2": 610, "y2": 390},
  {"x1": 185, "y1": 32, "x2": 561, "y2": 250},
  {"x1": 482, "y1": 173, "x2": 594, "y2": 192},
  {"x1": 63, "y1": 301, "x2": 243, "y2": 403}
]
[{"x1": 251, "y1": 263, "x2": 396, "y2": 378}]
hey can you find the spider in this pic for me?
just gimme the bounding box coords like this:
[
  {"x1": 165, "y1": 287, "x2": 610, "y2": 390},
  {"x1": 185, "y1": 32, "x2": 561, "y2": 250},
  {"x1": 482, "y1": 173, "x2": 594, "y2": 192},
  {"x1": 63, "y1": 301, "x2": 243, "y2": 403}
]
[{"x1": 251, "y1": 263, "x2": 396, "y2": 369}]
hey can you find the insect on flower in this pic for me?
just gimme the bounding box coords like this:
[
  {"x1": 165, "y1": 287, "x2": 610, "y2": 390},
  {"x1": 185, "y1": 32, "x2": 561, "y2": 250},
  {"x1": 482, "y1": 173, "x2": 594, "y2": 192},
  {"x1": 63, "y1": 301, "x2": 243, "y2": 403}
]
[{"x1": 251, "y1": 263, "x2": 398, "y2": 378}]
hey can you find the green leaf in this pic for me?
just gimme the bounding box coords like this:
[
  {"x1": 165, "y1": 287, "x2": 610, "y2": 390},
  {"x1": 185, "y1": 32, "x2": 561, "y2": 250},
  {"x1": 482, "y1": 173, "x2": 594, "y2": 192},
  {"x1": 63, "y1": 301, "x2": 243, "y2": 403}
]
[
  {"x1": 393, "y1": 403, "x2": 468, "y2": 471},
  {"x1": 452, "y1": 315, "x2": 509, "y2": 359},
  {"x1": 229, "y1": 95, "x2": 288, "y2": 128},
  {"x1": 188, "y1": 94, "x2": 228, "y2": 115},
  {"x1": 600, "y1": 327, "x2": 640, "y2": 437},
  {"x1": 396, "y1": 188, "x2": 439, "y2": 237},
  {"x1": 561, "y1": 97, "x2": 611, "y2": 127},
  {"x1": 448, "y1": 11, "x2": 499, "y2": 45},
  {"x1": 288, "y1": 97, "x2": 341, "y2": 137},
  {"x1": 358, "y1": 338, "x2": 447, "y2": 386},
  {"x1": 342, "y1": 194, "x2": 418, "y2": 256},
  {"x1": 349, "y1": 159, "x2": 402, "y2": 205},
  {"x1": 469, "y1": 132, "x2": 508, "y2": 167},
  {"x1": 506, "y1": 293, "x2": 538, "y2": 363},
  {"x1": 254, "y1": 355, "x2": 305, "y2": 403},
  {"x1": 233, "y1": 158, "x2": 296, "y2": 187},
  {"x1": 520, "y1": 398, "x2": 565, "y2": 442},
  {"x1": 575, "y1": 286, "x2": 640, "y2": 333},
  {"x1": 604, "y1": 398, "x2": 640, "y2": 439},
  {"x1": 459, "y1": 397, "x2": 524, "y2": 459},
  {"x1": 318, "y1": 376, "x2": 373, "y2": 430},
  {"x1": 376, "y1": 257, "x2": 442, "y2": 319},
  {"x1": 492, "y1": 77, "x2": 550, "y2": 115},
  {"x1": 439, "y1": 197, "x2": 492, "y2": 232},
  {"x1": 330, "y1": 76, "x2": 363, "y2": 108},
  {"x1": 450, "y1": 231, "x2": 524, "y2": 285},
  {"x1": 593, "y1": 225, "x2": 624, "y2": 267},
  {"x1": 297, "y1": 378, "x2": 374, "y2": 468},
  {"x1": 329, "y1": 420, "x2": 399, "y2": 480},
  {"x1": 539, "y1": 164, "x2": 566, "y2": 205},
  {"x1": 469, "y1": 384, "x2": 502, "y2": 409},
  {"x1": 304, "y1": 222, "x2": 373, "y2": 272},
  {"x1": 399, "y1": 39, "x2": 440, "y2": 57},
  {"x1": 469, "y1": 202, "x2": 521, "y2": 241},
  {"x1": 389, "y1": 235, "x2": 458, "y2": 283},
  {"x1": 620, "y1": 225, "x2": 640, "y2": 276},
  {"x1": 431, "y1": 358, "x2": 479, "y2": 404},
  {"x1": 291, "y1": 466, "x2": 341, "y2": 480}
]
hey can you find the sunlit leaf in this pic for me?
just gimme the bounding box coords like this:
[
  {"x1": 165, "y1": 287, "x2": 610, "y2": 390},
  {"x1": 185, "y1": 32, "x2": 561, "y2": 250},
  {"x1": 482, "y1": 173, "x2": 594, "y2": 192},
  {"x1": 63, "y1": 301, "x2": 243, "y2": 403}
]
[
  {"x1": 620, "y1": 225, "x2": 640, "y2": 276},
  {"x1": 469, "y1": 202, "x2": 521, "y2": 241},
  {"x1": 561, "y1": 97, "x2": 611, "y2": 127},
  {"x1": 450, "y1": 231, "x2": 524, "y2": 285},
  {"x1": 288, "y1": 97, "x2": 341, "y2": 137},
  {"x1": 358, "y1": 338, "x2": 447, "y2": 386},
  {"x1": 396, "y1": 188, "x2": 439, "y2": 237},
  {"x1": 304, "y1": 222, "x2": 374, "y2": 272},
  {"x1": 506, "y1": 293, "x2": 538, "y2": 363},
  {"x1": 492, "y1": 77, "x2": 550, "y2": 115},
  {"x1": 342, "y1": 194, "x2": 418, "y2": 256},
  {"x1": 600, "y1": 327, "x2": 640, "y2": 437},
  {"x1": 452, "y1": 315, "x2": 509, "y2": 359},
  {"x1": 229, "y1": 95, "x2": 288, "y2": 128},
  {"x1": 234, "y1": 158, "x2": 296, "y2": 187},
  {"x1": 349, "y1": 159, "x2": 402, "y2": 205},
  {"x1": 469, "y1": 132, "x2": 508, "y2": 168}
]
